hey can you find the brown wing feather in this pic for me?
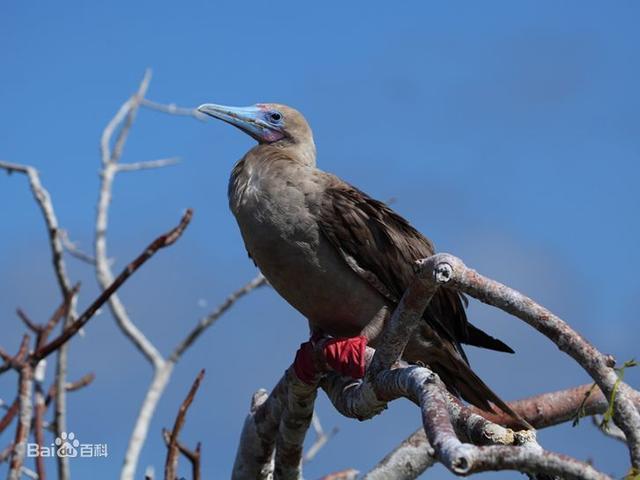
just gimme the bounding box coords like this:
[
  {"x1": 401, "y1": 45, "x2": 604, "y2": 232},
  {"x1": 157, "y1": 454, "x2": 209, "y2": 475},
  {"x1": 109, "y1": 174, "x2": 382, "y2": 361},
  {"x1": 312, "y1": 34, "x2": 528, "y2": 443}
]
[
  {"x1": 316, "y1": 178, "x2": 529, "y2": 427},
  {"x1": 317, "y1": 180, "x2": 469, "y2": 353}
]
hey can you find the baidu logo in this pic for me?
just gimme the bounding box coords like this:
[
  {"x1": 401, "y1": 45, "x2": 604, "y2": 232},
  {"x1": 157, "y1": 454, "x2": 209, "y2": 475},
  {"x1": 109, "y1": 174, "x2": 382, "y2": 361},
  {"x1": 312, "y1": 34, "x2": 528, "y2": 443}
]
[
  {"x1": 26, "y1": 432, "x2": 108, "y2": 458},
  {"x1": 55, "y1": 432, "x2": 79, "y2": 457}
]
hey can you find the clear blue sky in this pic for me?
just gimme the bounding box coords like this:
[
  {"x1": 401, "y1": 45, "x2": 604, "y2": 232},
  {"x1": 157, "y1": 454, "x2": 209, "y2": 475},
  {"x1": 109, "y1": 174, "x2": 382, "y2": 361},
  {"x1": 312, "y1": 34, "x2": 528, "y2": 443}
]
[{"x1": 1, "y1": 1, "x2": 638, "y2": 478}]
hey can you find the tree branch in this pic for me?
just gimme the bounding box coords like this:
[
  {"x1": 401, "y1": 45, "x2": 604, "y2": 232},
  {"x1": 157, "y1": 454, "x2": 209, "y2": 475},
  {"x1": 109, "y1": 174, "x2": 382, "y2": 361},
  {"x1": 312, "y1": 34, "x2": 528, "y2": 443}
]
[
  {"x1": 0, "y1": 158, "x2": 77, "y2": 480},
  {"x1": 36, "y1": 209, "x2": 193, "y2": 360},
  {"x1": 433, "y1": 253, "x2": 640, "y2": 467},
  {"x1": 140, "y1": 98, "x2": 207, "y2": 121},
  {"x1": 164, "y1": 369, "x2": 205, "y2": 480},
  {"x1": 8, "y1": 362, "x2": 33, "y2": 480},
  {"x1": 233, "y1": 252, "x2": 637, "y2": 479}
]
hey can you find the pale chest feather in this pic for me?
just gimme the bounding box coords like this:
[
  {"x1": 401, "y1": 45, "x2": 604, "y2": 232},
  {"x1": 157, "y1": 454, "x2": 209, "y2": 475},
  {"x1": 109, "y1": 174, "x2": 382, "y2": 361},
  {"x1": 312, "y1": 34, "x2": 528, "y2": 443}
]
[
  {"x1": 227, "y1": 158, "x2": 387, "y2": 333},
  {"x1": 228, "y1": 159, "x2": 322, "y2": 262}
]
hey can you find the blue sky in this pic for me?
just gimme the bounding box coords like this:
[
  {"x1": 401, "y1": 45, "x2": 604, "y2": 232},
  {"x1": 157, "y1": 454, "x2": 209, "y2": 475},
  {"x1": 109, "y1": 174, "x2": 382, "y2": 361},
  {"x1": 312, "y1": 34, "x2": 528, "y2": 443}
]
[{"x1": 1, "y1": 1, "x2": 639, "y2": 478}]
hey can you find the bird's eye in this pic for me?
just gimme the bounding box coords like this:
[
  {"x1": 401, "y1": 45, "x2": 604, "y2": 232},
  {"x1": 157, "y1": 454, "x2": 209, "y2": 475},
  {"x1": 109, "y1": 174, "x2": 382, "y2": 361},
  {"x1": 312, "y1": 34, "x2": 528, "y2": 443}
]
[{"x1": 269, "y1": 112, "x2": 282, "y2": 122}]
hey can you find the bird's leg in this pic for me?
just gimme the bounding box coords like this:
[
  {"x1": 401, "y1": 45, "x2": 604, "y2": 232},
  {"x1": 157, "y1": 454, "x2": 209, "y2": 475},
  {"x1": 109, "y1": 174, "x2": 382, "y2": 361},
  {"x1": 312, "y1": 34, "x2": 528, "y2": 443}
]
[{"x1": 293, "y1": 330, "x2": 368, "y2": 384}]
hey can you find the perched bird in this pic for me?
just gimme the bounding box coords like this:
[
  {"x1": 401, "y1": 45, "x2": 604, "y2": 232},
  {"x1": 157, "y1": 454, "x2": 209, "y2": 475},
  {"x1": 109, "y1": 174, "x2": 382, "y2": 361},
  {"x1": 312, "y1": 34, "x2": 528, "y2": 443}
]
[{"x1": 198, "y1": 102, "x2": 523, "y2": 424}]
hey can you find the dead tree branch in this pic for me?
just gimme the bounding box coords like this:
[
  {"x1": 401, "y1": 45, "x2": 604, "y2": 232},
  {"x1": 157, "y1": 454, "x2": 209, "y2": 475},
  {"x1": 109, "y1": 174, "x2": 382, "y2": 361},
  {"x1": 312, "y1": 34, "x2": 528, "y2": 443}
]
[
  {"x1": 89, "y1": 70, "x2": 266, "y2": 480},
  {"x1": 140, "y1": 98, "x2": 207, "y2": 121},
  {"x1": 0, "y1": 158, "x2": 78, "y2": 479},
  {"x1": 164, "y1": 369, "x2": 205, "y2": 480},
  {"x1": 233, "y1": 252, "x2": 639, "y2": 479},
  {"x1": 302, "y1": 412, "x2": 338, "y2": 464},
  {"x1": 8, "y1": 360, "x2": 33, "y2": 480},
  {"x1": 0, "y1": 208, "x2": 191, "y2": 479},
  {"x1": 433, "y1": 253, "x2": 640, "y2": 467}
]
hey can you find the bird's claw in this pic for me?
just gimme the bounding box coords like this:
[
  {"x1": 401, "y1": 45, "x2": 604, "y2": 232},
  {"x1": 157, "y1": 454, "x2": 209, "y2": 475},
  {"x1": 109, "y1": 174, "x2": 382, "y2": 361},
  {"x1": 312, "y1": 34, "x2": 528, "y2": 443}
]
[{"x1": 293, "y1": 335, "x2": 368, "y2": 384}]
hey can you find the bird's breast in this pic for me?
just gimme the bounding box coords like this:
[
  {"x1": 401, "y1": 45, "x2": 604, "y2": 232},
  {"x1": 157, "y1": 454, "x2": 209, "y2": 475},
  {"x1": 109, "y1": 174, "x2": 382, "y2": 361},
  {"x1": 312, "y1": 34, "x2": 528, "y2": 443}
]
[{"x1": 228, "y1": 162, "x2": 387, "y2": 336}]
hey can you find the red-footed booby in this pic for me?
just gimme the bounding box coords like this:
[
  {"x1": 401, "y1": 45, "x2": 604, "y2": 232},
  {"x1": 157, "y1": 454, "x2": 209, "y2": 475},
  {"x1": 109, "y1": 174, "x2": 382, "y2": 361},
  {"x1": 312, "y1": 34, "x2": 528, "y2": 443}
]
[{"x1": 198, "y1": 102, "x2": 523, "y2": 424}]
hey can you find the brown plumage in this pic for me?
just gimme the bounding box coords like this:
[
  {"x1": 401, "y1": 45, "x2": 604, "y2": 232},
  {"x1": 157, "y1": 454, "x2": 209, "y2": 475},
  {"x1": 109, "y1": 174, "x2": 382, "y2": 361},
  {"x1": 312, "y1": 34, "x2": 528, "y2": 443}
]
[
  {"x1": 198, "y1": 102, "x2": 525, "y2": 426},
  {"x1": 317, "y1": 180, "x2": 517, "y2": 415}
]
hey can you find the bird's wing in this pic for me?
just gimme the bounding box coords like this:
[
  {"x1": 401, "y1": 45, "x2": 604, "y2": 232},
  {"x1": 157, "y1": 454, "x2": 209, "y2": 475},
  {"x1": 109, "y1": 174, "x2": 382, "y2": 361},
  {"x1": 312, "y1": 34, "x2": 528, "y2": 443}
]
[
  {"x1": 315, "y1": 176, "x2": 469, "y2": 349},
  {"x1": 314, "y1": 177, "x2": 529, "y2": 427}
]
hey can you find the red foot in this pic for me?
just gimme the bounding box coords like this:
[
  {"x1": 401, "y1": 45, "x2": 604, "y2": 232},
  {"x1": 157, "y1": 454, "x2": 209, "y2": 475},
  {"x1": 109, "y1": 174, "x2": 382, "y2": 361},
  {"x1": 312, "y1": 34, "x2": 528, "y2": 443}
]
[{"x1": 294, "y1": 335, "x2": 368, "y2": 384}]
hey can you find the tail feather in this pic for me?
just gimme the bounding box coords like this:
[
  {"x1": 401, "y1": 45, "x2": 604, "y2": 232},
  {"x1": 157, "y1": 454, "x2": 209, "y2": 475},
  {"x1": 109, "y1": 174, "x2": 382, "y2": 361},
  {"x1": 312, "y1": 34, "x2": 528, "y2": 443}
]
[
  {"x1": 433, "y1": 353, "x2": 532, "y2": 430},
  {"x1": 464, "y1": 323, "x2": 515, "y2": 354}
]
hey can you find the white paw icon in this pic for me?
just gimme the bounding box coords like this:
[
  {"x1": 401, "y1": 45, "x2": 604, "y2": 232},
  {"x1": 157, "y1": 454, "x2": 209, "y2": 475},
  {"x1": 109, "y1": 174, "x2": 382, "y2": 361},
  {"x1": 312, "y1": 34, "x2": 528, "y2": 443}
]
[{"x1": 55, "y1": 432, "x2": 79, "y2": 457}]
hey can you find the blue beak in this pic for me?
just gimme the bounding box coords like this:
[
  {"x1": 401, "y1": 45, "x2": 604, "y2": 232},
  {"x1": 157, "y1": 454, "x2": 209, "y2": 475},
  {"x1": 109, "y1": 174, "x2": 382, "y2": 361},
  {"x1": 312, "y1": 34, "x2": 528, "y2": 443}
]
[{"x1": 197, "y1": 103, "x2": 283, "y2": 143}]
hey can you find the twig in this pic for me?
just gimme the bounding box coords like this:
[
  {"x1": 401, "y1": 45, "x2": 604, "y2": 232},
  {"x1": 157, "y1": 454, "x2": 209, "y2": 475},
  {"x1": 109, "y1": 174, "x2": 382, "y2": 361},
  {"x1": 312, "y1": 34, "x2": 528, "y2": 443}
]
[
  {"x1": 169, "y1": 274, "x2": 266, "y2": 362},
  {"x1": 8, "y1": 362, "x2": 34, "y2": 480},
  {"x1": 162, "y1": 431, "x2": 202, "y2": 480},
  {"x1": 0, "y1": 399, "x2": 19, "y2": 434},
  {"x1": 140, "y1": 98, "x2": 207, "y2": 121},
  {"x1": 0, "y1": 443, "x2": 14, "y2": 463},
  {"x1": 164, "y1": 369, "x2": 205, "y2": 480},
  {"x1": 59, "y1": 230, "x2": 97, "y2": 265},
  {"x1": 45, "y1": 373, "x2": 95, "y2": 406},
  {"x1": 33, "y1": 368, "x2": 47, "y2": 480},
  {"x1": 320, "y1": 469, "x2": 360, "y2": 480},
  {"x1": 36, "y1": 209, "x2": 193, "y2": 360},
  {"x1": 0, "y1": 158, "x2": 77, "y2": 480},
  {"x1": 593, "y1": 415, "x2": 627, "y2": 443},
  {"x1": 66, "y1": 372, "x2": 96, "y2": 393},
  {"x1": 96, "y1": 69, "x2": 162, "y2": 366},
  {"x1": 303, "y1": 412, "x2": 338, "y2": 464},
  {"x1": 116, "y1": 157, "x2": 181, "y2": 173}
]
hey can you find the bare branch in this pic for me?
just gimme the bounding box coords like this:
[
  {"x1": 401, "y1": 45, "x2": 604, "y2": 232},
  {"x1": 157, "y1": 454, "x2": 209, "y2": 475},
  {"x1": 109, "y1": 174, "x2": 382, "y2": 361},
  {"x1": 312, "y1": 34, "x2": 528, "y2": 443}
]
[
  {"x1": 363, "y1": 428, "x2": 435, "y2": 480},
  {"x1": 140, "y1": 98, "x2": 207, "y2": 121},
  {"x1": 0, "y1": 157, "x2": 78, "y2": 480},
  {"x1": 8, "y1": 363, "x2": 34, "y2": 480},
  {"x1": 96, "y1": 70, "x2": 164, "y2": 367},
  {"x1": 234, "y1": 251, "x2": 635, "y2": 480},
  {"x1": 116, "y1": 157, "x2": 181, "y2": 173},
  {"x1": 232, "y1": 389, "x2": 278, "y2": 479},
  {"x1": 122, "y1": 364, "x2": 174, "y2": 480},
  {"x1": 59, "y1": 230, "x2": 97, "y2": 265},
  {"x1": 434, "y1": 253, "x2": 640, "y2": 467},
  {"x1": 593, "y1": 415, "x2": 627, "y2": 443},
  {"x1": 0, "y1": 160, "x2": 74, "y2": 299},
  {"x1": 320, "y1": 469, "x2": 360, "y2": 480},
  {"x1": 65, "y1": 372, "x2": 96, "y2": 393},
  {"x1": 0, "y1": 399, "x2": 19, "y2": 434},
  {"x1": 91, "y1": 72, "x2": 267, "y2": 479},
  {"x1": 273, "y1": 369, "x2": 318, "y2": 479},
  {"x1": 164, "y1": 369, "x2": 205, "y2": 480},
  {"x1": 162, "y1": 431, "x2": 202, "y2": 480},
  {"x1": 303, "y1": 411, "x2": 338, "y2": 464},
  {"x1": 170, "y1": 273, "x2": 266, "y2": 362},
  {"x1": 111, "y1": 69, "x2": 152, "y2": 165},
  {"x1": 33, "y1": 383, "x2": 47, "y2": 480},
  {"x1": 0, "y1": 443, "x2": 14, "y2": 463},
  {"x1": 36, "y1": 209, "x2": 193, "y2": 360},
  {"x1": 0, "y1": 335, "x2": 31, "y2": 375}
]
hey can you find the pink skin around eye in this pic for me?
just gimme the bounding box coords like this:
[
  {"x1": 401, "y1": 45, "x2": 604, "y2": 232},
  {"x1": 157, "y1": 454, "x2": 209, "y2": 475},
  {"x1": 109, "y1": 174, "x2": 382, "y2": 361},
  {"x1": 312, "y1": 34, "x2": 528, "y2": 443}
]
[
  {"x1": 255, "y1": 104, "x2": 285, "y2": 143},
  {"x1": 262, "y1": 129, "x2": 285, "y2": 142}
]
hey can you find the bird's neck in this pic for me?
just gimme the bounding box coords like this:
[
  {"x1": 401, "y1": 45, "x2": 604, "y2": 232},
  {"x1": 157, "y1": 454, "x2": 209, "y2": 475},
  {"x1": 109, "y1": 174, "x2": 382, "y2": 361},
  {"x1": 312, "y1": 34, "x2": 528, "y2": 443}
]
[
  {"x1": 291, "y1": 139, "x2": 317, "y2": 167},
  {"x1": 256, "y1": 138, "x2": 317, "y2": 167}
]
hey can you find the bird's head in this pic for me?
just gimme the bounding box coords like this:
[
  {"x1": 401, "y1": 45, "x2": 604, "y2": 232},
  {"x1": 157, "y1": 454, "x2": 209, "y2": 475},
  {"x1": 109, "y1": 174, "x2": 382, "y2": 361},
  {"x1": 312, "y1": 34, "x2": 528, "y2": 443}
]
[{"x1": 197, "y1": 102, "x2": 313, "y2": 148}]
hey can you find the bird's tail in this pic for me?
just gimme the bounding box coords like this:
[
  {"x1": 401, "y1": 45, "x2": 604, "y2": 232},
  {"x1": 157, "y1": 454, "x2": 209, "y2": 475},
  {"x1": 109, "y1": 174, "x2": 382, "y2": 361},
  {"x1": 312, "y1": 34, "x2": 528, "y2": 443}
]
[
  {"x1": 433, "y1": 353, "x2": 532, "y2": 430},
  {"x1": 464, "y1": 322, "x2": 515, "y2": 354}
]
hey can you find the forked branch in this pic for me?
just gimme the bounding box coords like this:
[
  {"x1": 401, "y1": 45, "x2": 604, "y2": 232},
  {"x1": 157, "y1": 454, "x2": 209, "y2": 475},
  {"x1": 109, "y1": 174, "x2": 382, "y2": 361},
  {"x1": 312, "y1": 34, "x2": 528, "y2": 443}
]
[{"x1": 233, "y1": 253, "x2": 639, "y2": 479}]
